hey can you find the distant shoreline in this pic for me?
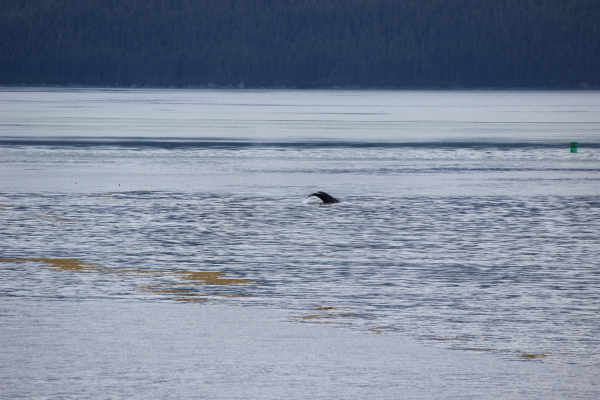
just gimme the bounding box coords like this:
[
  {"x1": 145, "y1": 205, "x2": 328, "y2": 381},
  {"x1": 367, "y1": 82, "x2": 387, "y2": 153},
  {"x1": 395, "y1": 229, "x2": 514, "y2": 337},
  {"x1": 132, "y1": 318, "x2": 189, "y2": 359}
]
[{"x1": 2, "y1": 83, "x2": 598, "y2": 91}]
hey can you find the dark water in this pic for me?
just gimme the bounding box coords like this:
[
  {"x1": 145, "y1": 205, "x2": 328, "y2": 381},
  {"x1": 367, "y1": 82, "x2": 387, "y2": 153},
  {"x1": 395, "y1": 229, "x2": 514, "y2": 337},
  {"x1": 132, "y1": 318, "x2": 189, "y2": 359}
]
[{"x1": 1, "y1": 89, "x2": 599, "y2": 398}]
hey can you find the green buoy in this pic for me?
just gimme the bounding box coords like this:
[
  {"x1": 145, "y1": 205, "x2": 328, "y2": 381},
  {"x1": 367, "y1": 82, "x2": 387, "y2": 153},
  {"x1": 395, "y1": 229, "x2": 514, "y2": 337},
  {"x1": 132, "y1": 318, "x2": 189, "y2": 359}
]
[{"x1": 570, "y1": 142, "x2": 578, "y2": 153}]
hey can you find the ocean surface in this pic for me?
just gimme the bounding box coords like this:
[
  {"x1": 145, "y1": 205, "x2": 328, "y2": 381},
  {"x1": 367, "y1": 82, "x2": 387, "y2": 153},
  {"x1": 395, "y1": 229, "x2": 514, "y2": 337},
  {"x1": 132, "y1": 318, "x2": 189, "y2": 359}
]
[{"x1": 1, "y1": 88, "x2": 599, "y2": 399}]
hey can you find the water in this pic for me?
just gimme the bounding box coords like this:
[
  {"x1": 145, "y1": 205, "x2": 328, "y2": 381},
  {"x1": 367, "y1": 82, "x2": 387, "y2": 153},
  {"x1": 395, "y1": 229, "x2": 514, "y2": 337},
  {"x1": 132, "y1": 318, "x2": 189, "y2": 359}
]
[{"x1": 1, "y1": 88, "x2": 599, "y2": 398}]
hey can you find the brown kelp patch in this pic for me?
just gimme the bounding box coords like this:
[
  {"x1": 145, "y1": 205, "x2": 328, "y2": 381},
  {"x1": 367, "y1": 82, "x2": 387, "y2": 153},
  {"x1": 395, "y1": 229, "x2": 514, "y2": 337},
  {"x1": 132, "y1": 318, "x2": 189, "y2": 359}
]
[
  {"x1": 173, "y1": 271, "x2": 255, "y2": 285},
  {"x1": 522, "y1": 353, "x2": 549, "y2": 359},
  {"x1": 0, "y1": 257, "x2": 257, "y2": 302}
]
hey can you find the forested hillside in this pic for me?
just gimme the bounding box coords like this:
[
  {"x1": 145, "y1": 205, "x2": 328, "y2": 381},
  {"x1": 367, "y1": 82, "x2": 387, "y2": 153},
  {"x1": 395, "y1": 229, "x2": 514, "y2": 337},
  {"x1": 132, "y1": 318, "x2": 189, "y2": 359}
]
[{"x1": 1, "y1": 0, "x2": 598, "y2": 88}]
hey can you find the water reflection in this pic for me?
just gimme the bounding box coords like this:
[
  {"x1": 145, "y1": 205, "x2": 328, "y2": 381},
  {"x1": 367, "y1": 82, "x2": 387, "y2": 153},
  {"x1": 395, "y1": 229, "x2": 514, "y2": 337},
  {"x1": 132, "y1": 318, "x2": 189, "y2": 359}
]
[
  {"x1": 1, "y1": 90, "x2": 599, "y2": 397},
  {"x1": 1, "y1": 191, "x2": 598, "y2": 365}
]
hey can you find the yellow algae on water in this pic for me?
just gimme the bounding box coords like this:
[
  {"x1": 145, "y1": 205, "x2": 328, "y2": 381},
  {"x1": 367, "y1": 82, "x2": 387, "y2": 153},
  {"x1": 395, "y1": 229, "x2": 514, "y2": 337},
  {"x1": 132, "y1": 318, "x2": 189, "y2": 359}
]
[
  {"x1": 42, "y1": 258, "x2": 100, "y2": 272},
  {"x1": 175, "y1": 271, "x2": 256, "y2": 285},
  {"x1": 0, "y1": 258, "x2": 257, "y2": 301},
  {"x1": 0, "y1": 258, "x2": 255, "y2": 284},
  {"x1": 0, "y1": 257, "x2": 99, "y2": 272}
]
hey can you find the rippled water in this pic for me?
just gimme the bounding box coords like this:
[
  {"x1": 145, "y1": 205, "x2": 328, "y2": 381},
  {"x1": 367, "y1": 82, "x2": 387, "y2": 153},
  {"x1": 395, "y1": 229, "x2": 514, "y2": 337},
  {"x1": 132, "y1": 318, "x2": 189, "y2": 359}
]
[{"x1": 1, "y1": 89, "x2": 600, "y2": 398}]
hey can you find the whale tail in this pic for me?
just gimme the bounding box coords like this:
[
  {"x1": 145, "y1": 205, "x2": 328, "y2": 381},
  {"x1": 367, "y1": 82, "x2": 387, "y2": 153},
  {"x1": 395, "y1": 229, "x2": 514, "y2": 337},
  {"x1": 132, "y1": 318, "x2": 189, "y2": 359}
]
[{"x1": 306, "y1": 191, "x2": 340, "y2": 204}]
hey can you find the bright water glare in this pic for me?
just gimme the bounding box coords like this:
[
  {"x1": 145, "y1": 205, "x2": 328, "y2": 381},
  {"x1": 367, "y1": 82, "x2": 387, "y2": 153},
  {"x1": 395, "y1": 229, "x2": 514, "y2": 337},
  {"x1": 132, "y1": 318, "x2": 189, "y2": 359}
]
[{"x1": 1, "y1": 89, "x2": 599, "y2": 399}]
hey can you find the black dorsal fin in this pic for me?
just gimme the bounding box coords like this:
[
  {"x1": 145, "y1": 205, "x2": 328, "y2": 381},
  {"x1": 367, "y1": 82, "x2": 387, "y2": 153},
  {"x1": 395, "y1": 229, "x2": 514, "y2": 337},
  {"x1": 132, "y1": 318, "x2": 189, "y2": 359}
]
[{"x1": 306, "y1": 191, "x2": 340, "y2": 204}]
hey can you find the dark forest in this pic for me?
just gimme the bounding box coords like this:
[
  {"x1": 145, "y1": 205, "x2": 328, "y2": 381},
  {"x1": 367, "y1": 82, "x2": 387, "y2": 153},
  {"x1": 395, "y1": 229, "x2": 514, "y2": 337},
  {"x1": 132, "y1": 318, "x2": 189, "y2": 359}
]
[{"x1": 1, "y1": 0, "x2": 598, "y2": 88}]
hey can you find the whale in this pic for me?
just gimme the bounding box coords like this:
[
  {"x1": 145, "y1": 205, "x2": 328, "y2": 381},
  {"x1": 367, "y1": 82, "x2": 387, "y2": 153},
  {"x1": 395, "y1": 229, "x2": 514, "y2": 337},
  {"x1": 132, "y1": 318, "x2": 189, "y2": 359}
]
[{"x1": 305, "y1": 191, "x2": 340, "y2": 204}]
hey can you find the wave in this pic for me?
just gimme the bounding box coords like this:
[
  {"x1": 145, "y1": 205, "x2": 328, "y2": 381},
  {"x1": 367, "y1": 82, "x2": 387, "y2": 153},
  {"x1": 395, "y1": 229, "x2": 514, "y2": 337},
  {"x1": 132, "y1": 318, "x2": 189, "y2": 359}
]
[{"x1": 1, "y1": 137, "x2": 598, "y2": 150}]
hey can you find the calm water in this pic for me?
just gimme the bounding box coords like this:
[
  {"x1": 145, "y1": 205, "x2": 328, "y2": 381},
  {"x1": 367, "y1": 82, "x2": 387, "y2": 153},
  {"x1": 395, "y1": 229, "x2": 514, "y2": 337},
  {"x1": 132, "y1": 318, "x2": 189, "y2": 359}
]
[{"x1": 1, "y1": 89, "x2": 599, "y2": 398}]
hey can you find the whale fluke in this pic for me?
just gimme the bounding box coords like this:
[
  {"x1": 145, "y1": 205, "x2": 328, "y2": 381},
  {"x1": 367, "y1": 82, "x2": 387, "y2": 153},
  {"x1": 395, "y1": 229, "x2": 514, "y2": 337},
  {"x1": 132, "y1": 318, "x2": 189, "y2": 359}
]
[{"x1": 306, "y1": 191, "x2": 340, "y2": 204}]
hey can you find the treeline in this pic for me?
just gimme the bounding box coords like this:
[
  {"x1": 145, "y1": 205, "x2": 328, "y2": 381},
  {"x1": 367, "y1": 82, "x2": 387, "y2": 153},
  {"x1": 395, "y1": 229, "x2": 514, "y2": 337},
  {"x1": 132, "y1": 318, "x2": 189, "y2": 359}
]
[{"x1": 1, "y1": 0, "x2": 598, "y2": 88}]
